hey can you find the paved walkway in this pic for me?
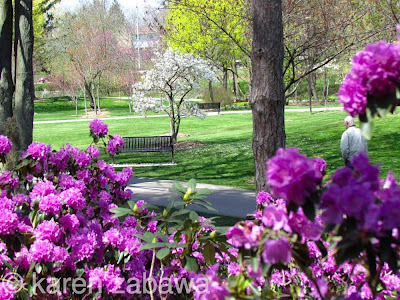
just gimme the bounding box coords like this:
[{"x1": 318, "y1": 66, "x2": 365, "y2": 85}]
[
  {"x1": 33, "y1": 107, "x2": 342, "y2": 125},
  {"x1": 126, "y1": 177, "x2": 257, "y2": 219}
]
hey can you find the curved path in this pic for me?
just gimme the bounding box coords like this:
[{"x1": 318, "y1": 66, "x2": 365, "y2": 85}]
[
  {"x1": 126, "y1": 177, "x2": 256, "y2": 219},
  {"x1": 33, "y1": 107, "x2": 342, "y2": 125}
]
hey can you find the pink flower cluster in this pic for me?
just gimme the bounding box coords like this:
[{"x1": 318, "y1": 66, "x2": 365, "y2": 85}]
[
  {"x1": 89, "y1": 119, "x2": 108, "y2": 137},
  {"x1": 266, "y1": 148, "x2": 323, "y2": 205},
  {"x1": 0, "y1": 135, "x2": 12, "y2": 156},
  {"x1": 338, "y1": 35, "x2": 400, "y2": 117}
]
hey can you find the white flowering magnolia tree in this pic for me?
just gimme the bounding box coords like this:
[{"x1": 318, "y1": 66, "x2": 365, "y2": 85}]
[{"x1": 131, "y1": 49, "x2": 216, "y2": 142}]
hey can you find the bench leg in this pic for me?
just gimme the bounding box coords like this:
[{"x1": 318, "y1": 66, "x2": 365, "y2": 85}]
[{"x1": 171, "y1": 150, "x2": 174, "y2": 163}]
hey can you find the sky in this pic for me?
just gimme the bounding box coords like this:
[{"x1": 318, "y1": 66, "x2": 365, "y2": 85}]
[{"x1": 58, "y1": 0, "x2": 161, "y2": 13}]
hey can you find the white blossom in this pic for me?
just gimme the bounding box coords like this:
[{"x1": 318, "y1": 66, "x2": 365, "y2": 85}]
[{"x1": 130, "y1": 48, "x2": 216, "y2": 140}]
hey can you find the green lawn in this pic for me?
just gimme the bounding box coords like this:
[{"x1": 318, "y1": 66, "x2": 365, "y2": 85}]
[{"x1": 33, "y1": 110, "x2": 400, "y2": 190}]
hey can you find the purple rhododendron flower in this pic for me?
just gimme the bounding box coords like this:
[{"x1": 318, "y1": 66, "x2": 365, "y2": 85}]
[
  {"x1": 226, "y1": 221, "x2": 262, "y2": 250},
  {"x1": 22, "y1": 142, "x2": 51, "y2": 161},
  {"x1": 256, "y1": 190, "x2": 274, "y2": 206},
  {"x1": 89, "y1": 119, "x2": 108, "y2": 137},
  {"x1": 106, "y1": 135, "x2": 124, "y2": 156},
  {"x1": 0, "y1": 281, "x2": 16, "y2": 299},
  {"x1": 38, "y1": 194, "x2": 62, "y2": 216},
  {"x1": 0, "y1": 135, "x2": 12, "y2": 156},
  {"x1": 60, "y1": 187, "x2": 87, "y2": 210},
  {"x1": 87, "y1": 145, "x2": 100, "y2": 159},
  {"x1": 34, "y1": 220, "x2": 62, "y2": 243},
  {"x1": 267, "y1": 148, "x2": 322, "y2": 205},
  {"x1": 288, "y1": 208, "x2": 322, "y2": 241},
  {"x1": 262, "y1": 237, "x2": 292, "y2": 264},
  {"x1": 0, "y1": 209, "x2": 18, "y2": 235},
  {"x1": 339, "y1": 40, "x2": 400, "y2": 117},
  {"x1": 262, "y1": 206, "x2": 291, "y2": 232},
  {"x1": 29, "y1": 240, "x2": 54, "y2": 263}
]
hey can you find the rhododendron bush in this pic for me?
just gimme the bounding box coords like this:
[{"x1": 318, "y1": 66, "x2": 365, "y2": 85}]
[{"x1": 1, "y1": 121, "x2": 400, "y2": 299}]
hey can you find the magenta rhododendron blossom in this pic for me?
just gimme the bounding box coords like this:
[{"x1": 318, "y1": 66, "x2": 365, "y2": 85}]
[
  {"x1": 107, "y1": 135, "x2": 124, "y2": 155},
  {"x1": 262, "y1": 237, "x2": 292, "y2": 264},
  {"x1": 87, "y1": 145, "x2": 100, "y2": 159},
  {"x1": 0, "y1": 135, "x2": 12, "y2": 156},
  {"x1": 0, "y1": 281, "x2": 16, "y2": 299},
  {"x1": 34, "y1": 220, "x2": 62, "y2": 243},
  {"x1": 0, "y1": 209, "x2": 18, "y2": 235},
  {"x1": 256, "y1": 190, "x2": 274, "y2": 206},
  {"x1": 89, "y1": 119, "x2": 108, "y2": 137},
  {"x1": 267, "y1": 148, "x2": 323, "y2": 205},
  {"x1": 22, "y1": 142, "x2": 51, "y2": 161},
  {"x1": 226, "y1": 221, "x2": 262, "y2": 250},
  {"x1": 339, "y1": 40, "x2": 400, "y2": 117}
]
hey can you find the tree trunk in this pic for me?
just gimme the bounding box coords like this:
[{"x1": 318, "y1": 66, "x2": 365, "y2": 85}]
[
  {"x1": 84, "y1": 81, "x2": 95, "y2": 109},
  {"x1": 208, "y1": 81, "x2": 214, "y2": 103},
  {"x1": 0, "y1": 0, "x2": 14, "y2": 136},
  {"x1": 250, "y1": 0, "x2": 285, "y2": 192},
  {"x1": 323, "y1": 68, "x2": 328, "y2": 105},
  {"x1": 310, "y1": 72, "x2": 319, "y2": 103},
  {"x1": 222, "y1": 66, "x2": 228, "y2": 90},
  {"x1": 14, "y1": 0, "x2": 34, "y2": 152}
]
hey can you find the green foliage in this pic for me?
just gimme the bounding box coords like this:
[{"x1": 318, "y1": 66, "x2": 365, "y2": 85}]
[
  {"x1": 201, "y1": 86, "x2": 236, "y2": 106},
  {"x1": 164, "y1": 0, "x2": 250, "y2": 69}
]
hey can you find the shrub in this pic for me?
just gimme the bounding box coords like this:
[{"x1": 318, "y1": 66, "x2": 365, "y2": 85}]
[{"x1": 201, "y1": 86, "x2": 236, "y2": 106}]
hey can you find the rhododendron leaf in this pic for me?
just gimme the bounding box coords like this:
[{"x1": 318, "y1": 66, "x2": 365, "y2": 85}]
[
  {"x1": 173, "y1": 201, "x2": 187, "y2": 207},
  {"x1": 172, "y1": 182, "x2": 186, "y2": 193},
  {"x1": 156, "y1": 248, "x2": 171, "y2": 260},
  {"x1": 184, "y1": 255, "x2": 199, "y2": 272},
  {"x1": 250, "y1": 255, "x2": 258, "y2": 272},
  {"x1": 76, "y1": 268, "x2": 84, "y2": 277},
  {"x1": 139, "y1": 242, "x2": 167, "y2": 251},
  {"x1": 171, "y1": 209, "x2": 191, "y2": 217},
  {"x1": 155, "y1": 232, "x2": 169, "y2": 243},
  {"x1": 247, "y1": 283, "x2": 261, "y2": 297},
  {"x1": 189, "y1": 211, "x2": 198, "y2": 222},
  {"x1": 187, "y1": 178, "x2": 197, "y2": 191},
  {"x1": 2, "y1": 260, "x2": 11, "y2": 270},
  {"x1": 141, "y1": 204, "x2": 158, "y2": 211},
  {"x1": 191, "y1": 201, "x2": 217, "y2": 212},
  {"x1": 134, "y1": 232, "x2": 155, "y2": 244},
  {"x1": 196, "y1": 188, "x2": 212, "y2": 195},
  {"x1": 203, "y1": 242, "x2": 216, "y2": 265},
  {"x1": 20, "y1": 290, "x2": 28, "y2": 300},
  {"x1": 35, "y1": 264, "x2": 42, "y2": 274},
  {"x1": 110, "y1": 207, "x2": 132, "y2": 218},
  {"x1": 127, "y1": 200, "x2": 136, "y2": 210}
]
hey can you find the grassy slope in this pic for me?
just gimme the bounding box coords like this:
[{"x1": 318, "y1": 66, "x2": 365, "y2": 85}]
[{"x1": 34, "y1": 110, "x2": 400, "y2": 190}]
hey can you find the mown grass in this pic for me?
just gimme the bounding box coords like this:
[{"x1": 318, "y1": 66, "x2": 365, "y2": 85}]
[{"x1": 33, "y1": 110, "x2": 400, "y2": 190}]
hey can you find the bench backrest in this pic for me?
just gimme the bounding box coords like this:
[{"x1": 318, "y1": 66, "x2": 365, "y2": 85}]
[
  {"x1": 121, "y1": 136, "x2": 173, "y2": 153},
  {"x1": 197, "y1": 102, "x2": 221, "y2": 110}
]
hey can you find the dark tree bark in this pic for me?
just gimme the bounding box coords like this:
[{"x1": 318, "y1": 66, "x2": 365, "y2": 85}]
[
  {"x1": 84, "y1": 81, "x2": 96, "y2": 109},
  {"x1": 0, "y1": 0, "x2": 14, "y2": 136},
  {"x1": 222, "y1": 66, "x2": 228, "y2": 90},
  {"x1": 250, "y1": 0, "x2": 286, "y2": 192},
  {"x1": 14, "y1": 0, "x2": 34, "y2": 151},
  {"x1": 208, "y1": 81, "x2": 214, "y2": 103}
]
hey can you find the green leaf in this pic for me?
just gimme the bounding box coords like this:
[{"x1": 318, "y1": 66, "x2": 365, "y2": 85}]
[
  {"x1": 139, "y1": 242, "x2": 167, "y2": 251},
  {"x1": 196, "y1": 188, "x2": 213, "y2": 195},
  {"x1": 110, "y1": 207, "x2": 132, "y2": 218},
  {"x1": 184, "y1": 255, "x2": 199, "y2": 272},
  {"x1": 76, "y1": 268, "x2": 85, "y2": 277},
  {"x1": 187, "y1": 179, "x2": 197, "y2": 191},
  {"x1": 155, "y1": 232, "x2": 169, "y2": 243},
  {"x1": 191, "y1": 201, "x2": 218, "y2": 212},
  {"x1": 2, "y1": 260, "x2": 12, "y2": 270},
  {"x1": 203, "y1": 242, "x2": 216, "y2": 265},
  {"x1": 171, "y1": 209, "x2": 191, "y2": 217},
  {"x1": 134, "y1": 232, "x2": 156, "y2": 244},
  {"x1": 156, "y1": 248, "x2": 171, "y2": 260},
  {"x1": 189, "y1": 211, "x2": 199, "y2": 222},
  {"x1": 127, "y1": 201, "x2": 136, "y2": 210},
  {"x1": 171, "y1": 182, "x2": 186, "y2": 193}
]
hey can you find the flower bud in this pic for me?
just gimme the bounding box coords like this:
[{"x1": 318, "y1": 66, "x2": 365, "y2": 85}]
[{"x1": 183, "y1": 188, "x2": 193, "y2": 202}]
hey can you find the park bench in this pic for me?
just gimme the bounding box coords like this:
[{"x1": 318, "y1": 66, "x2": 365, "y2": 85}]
[
  {"x1": 197, "y1": 102, "x2": 221, "y2": 114},
  {"x1": 120, "y1": 136, "x2": 174, "y2": 163}
]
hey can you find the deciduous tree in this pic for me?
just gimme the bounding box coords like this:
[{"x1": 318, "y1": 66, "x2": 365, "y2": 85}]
[{"x1": 131, "y1": 49, "x2": 216, "y2": 143}]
